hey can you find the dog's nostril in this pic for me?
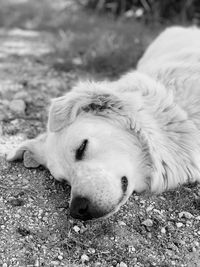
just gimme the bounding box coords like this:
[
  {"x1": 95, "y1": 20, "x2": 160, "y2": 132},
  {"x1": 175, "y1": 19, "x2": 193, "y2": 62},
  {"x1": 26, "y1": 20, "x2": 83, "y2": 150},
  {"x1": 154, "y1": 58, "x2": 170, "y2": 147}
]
[
  {"x1": 79, "y1": 201, "x2": 89, "y2": 215},
  {"x1": 121, "y1": 176, "x2": 128, "y2": 192}
]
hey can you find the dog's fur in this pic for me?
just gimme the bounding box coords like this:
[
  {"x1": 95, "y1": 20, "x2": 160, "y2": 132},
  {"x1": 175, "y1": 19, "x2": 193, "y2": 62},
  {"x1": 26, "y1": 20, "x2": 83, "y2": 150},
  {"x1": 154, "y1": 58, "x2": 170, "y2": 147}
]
[{"x1": 7, "y1": 26, "x2": 200, "y2": 220}]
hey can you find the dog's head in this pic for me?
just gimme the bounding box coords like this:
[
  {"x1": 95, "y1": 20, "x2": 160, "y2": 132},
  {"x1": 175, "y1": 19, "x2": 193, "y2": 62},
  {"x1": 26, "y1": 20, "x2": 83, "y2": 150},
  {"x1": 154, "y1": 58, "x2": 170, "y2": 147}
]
[{"x1": 8, "y1": 77, "x2": 173, "y2": 220}]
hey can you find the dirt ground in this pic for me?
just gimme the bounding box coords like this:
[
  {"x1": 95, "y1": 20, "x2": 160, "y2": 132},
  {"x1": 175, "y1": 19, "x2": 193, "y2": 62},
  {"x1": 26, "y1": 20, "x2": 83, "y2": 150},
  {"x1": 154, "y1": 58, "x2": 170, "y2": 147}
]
[{"x1": 0, "y1": 1, "x2": 200, "y2": 266}]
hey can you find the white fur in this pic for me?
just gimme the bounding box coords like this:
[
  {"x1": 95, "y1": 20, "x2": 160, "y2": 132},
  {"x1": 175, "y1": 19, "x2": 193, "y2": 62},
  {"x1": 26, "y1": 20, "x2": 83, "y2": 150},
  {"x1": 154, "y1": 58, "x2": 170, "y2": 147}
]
[{"x1": 7, "y1": 26, "x2": 200, "y2": 219}]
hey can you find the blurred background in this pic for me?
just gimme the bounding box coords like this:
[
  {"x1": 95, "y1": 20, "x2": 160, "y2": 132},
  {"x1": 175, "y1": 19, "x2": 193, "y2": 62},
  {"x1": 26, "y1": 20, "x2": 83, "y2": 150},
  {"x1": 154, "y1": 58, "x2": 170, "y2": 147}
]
[{"x1": 0, "y1": 0, "x2": 199, "y2": 79}]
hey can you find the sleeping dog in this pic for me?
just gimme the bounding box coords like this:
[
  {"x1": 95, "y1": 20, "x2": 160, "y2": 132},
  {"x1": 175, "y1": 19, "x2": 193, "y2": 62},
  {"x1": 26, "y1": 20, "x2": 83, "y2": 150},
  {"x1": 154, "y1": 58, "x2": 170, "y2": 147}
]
[{"x1": 7, "y1": 26, "x2": 200, "y2": 220}]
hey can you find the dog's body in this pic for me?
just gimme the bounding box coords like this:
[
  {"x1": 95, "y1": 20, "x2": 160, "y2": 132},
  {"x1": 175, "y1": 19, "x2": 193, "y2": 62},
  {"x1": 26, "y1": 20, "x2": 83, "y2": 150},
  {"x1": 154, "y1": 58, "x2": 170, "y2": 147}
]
[{"x1": 7, "y1": 26, "x2": 200, "y2": 220}]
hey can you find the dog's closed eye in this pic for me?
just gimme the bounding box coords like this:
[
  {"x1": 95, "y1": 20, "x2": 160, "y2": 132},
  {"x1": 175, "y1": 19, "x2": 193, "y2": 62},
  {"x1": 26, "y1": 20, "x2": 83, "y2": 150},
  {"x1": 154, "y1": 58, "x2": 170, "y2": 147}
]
[{"x1": 75, "y1": 139, "x2": 88, "y2": 160}]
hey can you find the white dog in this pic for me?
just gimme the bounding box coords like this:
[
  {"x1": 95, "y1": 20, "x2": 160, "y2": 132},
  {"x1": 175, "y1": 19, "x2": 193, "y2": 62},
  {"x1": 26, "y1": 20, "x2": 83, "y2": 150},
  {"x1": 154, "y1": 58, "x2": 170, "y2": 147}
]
[{"x1": 7, "y1": 26, "x2": 200, "y2": 220}]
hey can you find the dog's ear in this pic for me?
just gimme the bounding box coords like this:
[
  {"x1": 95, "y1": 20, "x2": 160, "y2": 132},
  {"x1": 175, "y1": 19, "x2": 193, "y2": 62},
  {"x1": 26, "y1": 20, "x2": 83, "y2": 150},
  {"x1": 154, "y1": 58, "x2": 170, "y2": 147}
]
[
  {"x1": 48, "y1": 93, "x2": 83, "y2": 132},
  {"x1": 6, "y1": 134, "x2": 47, "y2": 168}
]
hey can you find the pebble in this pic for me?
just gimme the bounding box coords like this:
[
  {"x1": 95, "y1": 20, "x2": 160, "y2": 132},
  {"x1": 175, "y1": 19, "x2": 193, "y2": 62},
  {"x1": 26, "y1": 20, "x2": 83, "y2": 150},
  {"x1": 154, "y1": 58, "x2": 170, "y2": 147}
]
[
  {"x1": 142, "y1": 219, "x2": 153, "y2": 227},
  {"x1": 118, "y1": 220, "x2": 126, "y2": 226},
  {"x1": 128, "y1": 245, "x2": 136, "y2": 252},
  {"x1": 9, "y1": 99, "x2": 26, "y2": 114},
  {"x1": 176, "y1": 222, "x2": 183, "y2": 228},
  {"x1": 2, "y1": 263, "x2": 7, "y2": 267},
  {"x1": 81, "y1": 254, "x2": 89, "y2": 263},
  {"x1": 88, "y1": 247, "x2": 95, "y2": 254},
  {"x1": 58, "y1": 255, "x2": 63, "y2": 260},
  {"x1": 178, "y1": 211, "x2": 194, "y2": 219},
  {"x1": 146, "y1": 205, "x2": 154, "y2": 212},
  {"x1": 72, "y1": 57, "x2": 83, "y2": 66},
  {"x1": 193, "y1": 241, "x2": 199, "y2": 247},
  {"x1": 73, "y1": 225, "x2": 80, "y2": 233},
  {"x1": 13, "y1": 91, "x2": 30, "y2": 101},
  {"x1": 50, "y1": 261, "x2": 59, "y2": 266},
  {"x1": 161, "y1": 227, "x2": 166, "y2": 234},
  {"x1": 119, "y1": 262, "x2": 127, "y2": 267}
]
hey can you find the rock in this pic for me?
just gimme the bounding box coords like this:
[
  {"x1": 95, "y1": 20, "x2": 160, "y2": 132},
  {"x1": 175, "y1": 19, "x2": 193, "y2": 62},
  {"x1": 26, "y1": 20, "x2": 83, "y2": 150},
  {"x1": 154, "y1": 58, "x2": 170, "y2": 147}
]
[
  {"x1": 146, "y1": 205, "x2": 154, "y2": 212},
  {"x1": 73, "y1": 225, "x2": 80, "y2": 233},
  {"x1": 88, "y1": 247, "x2": 95, "y2": 254},
  {"x1": 57, "y1": 255, "x2": 63, "y2": 260},
  {"x1": 13, "y1": 91, "x2": 30, "y2": 102},
  {"x1": 193, "y1": 241, "x2": 199, "y2": 247},
  {"x1": 176, "y1": 222, "x2": 183, "y2": 228},
  {"x1": 128, "y1": 245, "x2": 136, "y2": 252},
  {"x1": 9, "y1": 99, "x2": 26, "y2": 114},
  {"x1": 81, "y1": 254, "x2": 89, "y2": 263},
  {"x1": 161, "y1": 227, "x2": 166, "y2": 234},
  {"x1": 118, "y1": 220, "x2": 126, "y2": 226},
  {"x1": 50, "y1": 261, "x2": 59, "y2": 266},
  {"x1": 142, "y1": 219, "x2": 153, "y2": 227},
  {"x1": 119, "y1": 262, "x2": 127, "y2": 267},
  {"x1": 178, "y1": 211, "x2": 194, "y2": 219},
  {"x1": 72, "y1": 57, "x2": 82, "y2": 66},
  {"x1": 112, "y1": 259, "x2": 118, "y2": 266}
]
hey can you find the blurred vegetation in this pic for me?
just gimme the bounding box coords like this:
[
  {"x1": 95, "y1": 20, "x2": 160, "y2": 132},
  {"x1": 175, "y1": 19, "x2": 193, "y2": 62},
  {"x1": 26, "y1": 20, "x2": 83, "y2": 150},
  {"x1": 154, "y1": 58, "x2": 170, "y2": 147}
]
[
  {"x1": 1, "y1": 0, "x2": 197, "y2": 79},
  {"x1": 78, "y1": 0, "x2": 200, "y2": 24}
]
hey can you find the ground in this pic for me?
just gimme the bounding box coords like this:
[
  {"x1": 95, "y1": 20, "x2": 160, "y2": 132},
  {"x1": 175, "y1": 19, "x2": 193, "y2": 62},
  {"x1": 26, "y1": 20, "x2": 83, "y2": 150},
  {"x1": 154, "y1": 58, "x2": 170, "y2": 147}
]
[{"x1": 0, "y1": 1, "x2": 200, "y2": 266}]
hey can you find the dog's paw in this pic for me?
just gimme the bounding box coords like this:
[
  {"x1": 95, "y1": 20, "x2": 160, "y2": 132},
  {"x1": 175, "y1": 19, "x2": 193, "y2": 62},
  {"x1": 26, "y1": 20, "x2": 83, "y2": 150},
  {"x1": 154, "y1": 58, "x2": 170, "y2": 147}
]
[{"x1": 23, "y1": 150, "x2": 40, "y2": 168}]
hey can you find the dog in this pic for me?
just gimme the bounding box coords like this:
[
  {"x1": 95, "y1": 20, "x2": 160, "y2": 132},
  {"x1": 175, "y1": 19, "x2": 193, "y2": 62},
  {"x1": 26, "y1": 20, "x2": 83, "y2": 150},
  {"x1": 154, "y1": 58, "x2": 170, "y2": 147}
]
[{"x1": 7, "y1": 26, "x2": 200, "y2": 221}]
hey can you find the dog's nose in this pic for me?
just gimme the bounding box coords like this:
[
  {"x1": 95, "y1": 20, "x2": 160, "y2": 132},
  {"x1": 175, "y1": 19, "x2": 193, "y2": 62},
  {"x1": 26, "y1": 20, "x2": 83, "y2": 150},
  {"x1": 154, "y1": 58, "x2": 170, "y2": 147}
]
[{"x1": 70, "y1": 196, "x2": 104, "y2": 221}]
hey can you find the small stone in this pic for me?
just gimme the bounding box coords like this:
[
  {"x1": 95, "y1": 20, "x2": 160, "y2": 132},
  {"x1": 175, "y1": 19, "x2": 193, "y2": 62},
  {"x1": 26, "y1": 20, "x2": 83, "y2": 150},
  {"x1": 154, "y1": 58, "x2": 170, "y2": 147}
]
[
  {"x1": 195, "y1": 216, "x2": 200, "y2": 220},
  {"x1": 146, "y1": 205, "x2": 154, "y2": 212},
  {"x1": 192, "y1": 247, "x2": 197, "y2": 252},
  {"x1": 58, "y1": 255, "x2": 63, "y2": 260},
  {"x1": 50, "y1": 261, "x2": 59, "y2": 266},
  {"x1": 194, "y1": 241, "x2": 199, "y2": 247},
  {"x1": 72, "y1": 57, "x2": 82, "y2": 66},
  {"x1": 118, "y1": 221, "x2": 126, "y2": 226},
  {"x1": 81, "y1": 254, "x2": 89, "y2": 263},
  {"x1": 9, "y1": 99, "x2": 26, "y2": 114},
  {"x1": 161, "y1": 227, "x2": 166, "y2": 234},
  {"x1": 119, "y1": 262, "x2": 127, "y2": 267},
  {"x1": 3, "y1": 263, "x2": 7, "y2": 267},
  {"x1": 128, "y1": 245, "x2": 136, "y2": 252},
  {"x1": 35, "y1": 258, "x2": 40, "y2": 267},
  {"x1": 176, "y1": 222, "x2": 183, "y2": 228},
  {"x1": 142, "y1": 219, "x2": 153, "y2": 227},
  {"x1": 95, "y1": 262, "x2": 101, "y2": 267},
  {"x1": 88, "y1": 247, "x2": 95, "y2": 254},
  {"x1": 14, "y1": 91, "x2": 30, "y2": 102},
  {"x1": 73, "y1": 225, "x2": 80, "y2": 233},
  {"x1": 112, "y1": 259, "x2": 118, "y2": 266},
  {"x1": 178, "y1": 211, "x2": 194, "y2": 219}
]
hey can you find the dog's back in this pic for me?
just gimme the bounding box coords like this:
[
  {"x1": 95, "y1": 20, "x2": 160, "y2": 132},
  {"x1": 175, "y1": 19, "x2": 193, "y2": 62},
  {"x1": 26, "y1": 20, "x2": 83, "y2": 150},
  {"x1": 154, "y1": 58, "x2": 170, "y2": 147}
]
[{"x1": 138, "y1": 26, "x2": 200, "y2": 131}]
